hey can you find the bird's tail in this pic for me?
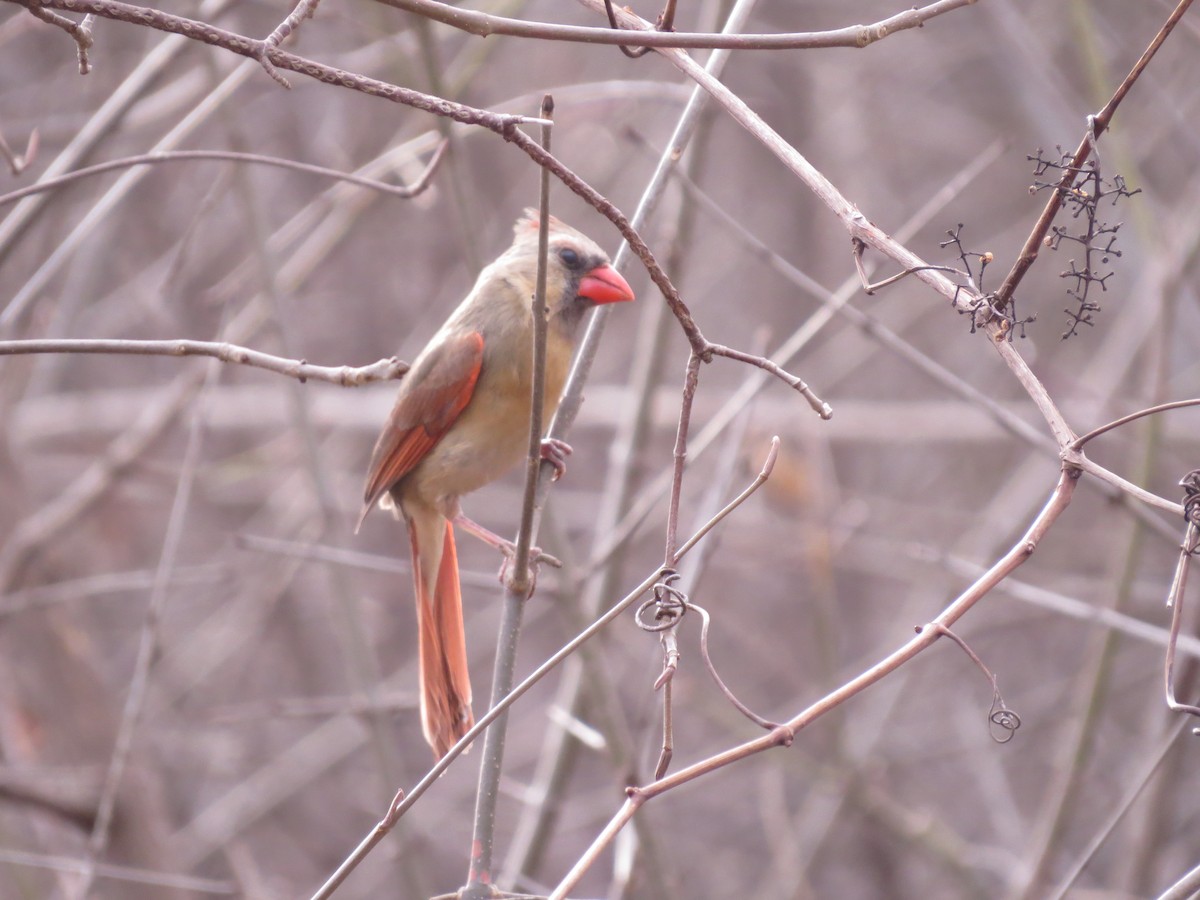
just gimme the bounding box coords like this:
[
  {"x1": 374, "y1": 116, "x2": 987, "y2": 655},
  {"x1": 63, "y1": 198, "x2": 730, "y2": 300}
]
[{"x1": 410, "y1": 520, "x2": 474, "y2": 759}]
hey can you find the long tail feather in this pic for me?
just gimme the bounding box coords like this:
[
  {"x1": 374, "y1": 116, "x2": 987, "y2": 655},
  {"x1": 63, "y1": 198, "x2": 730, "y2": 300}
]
[{"x1": 411, "y1": 520, "x2": 474, "y2": 758}]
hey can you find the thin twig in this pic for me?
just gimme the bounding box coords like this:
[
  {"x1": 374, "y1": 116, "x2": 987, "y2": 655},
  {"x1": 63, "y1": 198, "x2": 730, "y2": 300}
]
[
  {"x1": 1070, "y1": 398, "x2": 1200, "y2": 450},
  {"x1": 672, "y1": 437, "x2": 779, "y2": 562},
  {"x1": 851, "y1": 237, "x2": 962, "y2": 294},
  {"x1": 308, "y1": 565, "x2": 663, "y2": 900},
  {"x1": 1155, "y1": 854, "x2": 1200, "y2": 900},
  {"x1": 24, "y1": 2, "x2": 93, "y2": 72},
  {"x1": 692, "y1": 602, "x2": 777, "y2": 729},
  {"x1": 386, "y1": 0, "x2": 979, "y2": 50},
  {"x1": 0, "y1": 0, "x2": 240, "y2": 270},
  {"x1": 1164, "y1": 521, "x2": 1200, "y2": 721},
  {"x1": 0, "y1": 143, "x2": 447, "y2": 208},
  {"x1": 72, "y1": 358, "x2": 221, "y2": 899},
  {"x1": 662, "y1": 357, "x2": 777, "y2": 734},
  {"x1": 586, "y1": 137, "x2": 1010, "y2": 575},
  {"x1": 0, "y1": 847, "x2": 234, "y2": 895},
  {"x1": 462, "y1": 95, "x2": 555, "y2": 900},
  {"x1": 0, "y1": 338, "x2": 410, "y2": 385},
  {"x1": 603, "y1": 0, "x2": 650, "y2": 57},
  {"x1": 919, "y1": 623, "x2": 1020, "y2": 743},
  {"x1": 0, "y1": 57, "x2": 261, "y2": 332},
  {"x1": 0, "y1": 125, "x2": 38, "y2": 174},
  {"x1": 663, "y1": 352, "x2": 702, "y2": 564},
  {"x1": 255, "y1": 0, "x2": 321, "y2": 87},
  {"x1": 706, "y1": 343, "x2": 831, "y2": 419},
  {"x1": 1046, "y1": 717, "x2": 1191, "y2": 900}
]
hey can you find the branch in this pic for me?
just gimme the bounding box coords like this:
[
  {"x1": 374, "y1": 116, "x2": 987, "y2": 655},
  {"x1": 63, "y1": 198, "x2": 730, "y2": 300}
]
[
  {"x1": 551, "y1": 466, "x2": 1080, "y2": 897},
  {"x1": 384, "y1": 0, "x2": 980, "y2": 50},
  {"x1": 255, "y1": 0, "x2": 322, "y2": 87},
  {"x1": 0, "y1": 144, "x2": 447, "y2": 208},
  {"x1": 993, "y1": 0, "x2": 1196, "y2": 306},
  {"x1": 8, "y1": 0, "x2": 825, "y2": 402},
  {"x1": 0, "y1": 339, "x2": 409, "y2": 386},
  {"x1": 0, "y1": 125, "x2": 39, "y2": 175},
  {"x1": 462, "y1": 96, "x2": 555, "y2": 899},
  {"x1": 24, "y1": 2, "x2": 94, "y2": 72},
  {"x1": 1070, "y1": 398, "x2": 1200, "y2": 450},
  {"x1": 3, "y1": 0, "x2": 547, "y2": 126}
]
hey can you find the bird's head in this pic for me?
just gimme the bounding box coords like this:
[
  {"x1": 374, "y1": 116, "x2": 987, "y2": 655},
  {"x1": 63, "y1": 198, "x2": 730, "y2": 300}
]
[{"x1": 509, "y1": 209, "x2": 635, "y2": 333}]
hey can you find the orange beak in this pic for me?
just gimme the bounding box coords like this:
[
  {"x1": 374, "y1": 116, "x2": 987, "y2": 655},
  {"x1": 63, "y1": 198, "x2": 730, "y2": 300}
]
[{"x1": 578, "y1": 264, "x2": 635, "y2": 305}]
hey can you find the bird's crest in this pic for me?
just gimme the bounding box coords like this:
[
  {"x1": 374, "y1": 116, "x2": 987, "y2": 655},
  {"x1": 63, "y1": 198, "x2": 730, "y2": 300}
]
[{"x1": 516, "y1": 207, "x2": 566, "y2": 235}]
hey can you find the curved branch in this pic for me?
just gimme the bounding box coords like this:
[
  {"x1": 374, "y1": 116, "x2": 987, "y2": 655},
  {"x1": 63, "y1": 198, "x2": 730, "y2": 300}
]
[
  {"x1": 1070, "y1": 398, "x2": 1200, "y2": 450},
  {"x1": 0, "y1": 144, "x2": 446, "y2": 208}
]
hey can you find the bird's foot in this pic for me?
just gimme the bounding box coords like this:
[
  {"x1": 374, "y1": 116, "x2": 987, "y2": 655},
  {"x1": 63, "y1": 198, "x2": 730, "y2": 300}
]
[
  {"x1": 540, "y1": 438, "x2": 572, "y2": 482},
  {"x1": 453, "y1": 515, "x2": 562, "y2": 588}
]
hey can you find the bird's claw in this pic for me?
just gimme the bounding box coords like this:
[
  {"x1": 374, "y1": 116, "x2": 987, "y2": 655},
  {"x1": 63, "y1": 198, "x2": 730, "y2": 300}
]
[
  {"x1": 494, "y1": 538, "x2": 562, "y2": 571},
  {"x1": 540, "y1": 438, "x2": 572, "y2": 482},
  {"x1": 496, "y1": 541, "x2": 562, "y2": 591}
]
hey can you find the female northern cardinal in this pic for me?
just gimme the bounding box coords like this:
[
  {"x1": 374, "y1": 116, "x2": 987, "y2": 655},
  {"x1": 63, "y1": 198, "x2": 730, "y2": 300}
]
[{"x1": 360, "y1": 211, "x2": 635, "y2": 758}]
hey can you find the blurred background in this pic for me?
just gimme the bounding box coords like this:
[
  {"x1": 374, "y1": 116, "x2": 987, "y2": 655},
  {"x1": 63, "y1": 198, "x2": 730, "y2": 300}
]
[{"x1": 1, "y1": 0, "x2": 1199, "y2": 897}]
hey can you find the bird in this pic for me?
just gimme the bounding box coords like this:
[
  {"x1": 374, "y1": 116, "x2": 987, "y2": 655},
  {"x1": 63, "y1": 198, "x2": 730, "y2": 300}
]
[{"x1": 359, "y1": 210, "x2": 635, "y2": 759}]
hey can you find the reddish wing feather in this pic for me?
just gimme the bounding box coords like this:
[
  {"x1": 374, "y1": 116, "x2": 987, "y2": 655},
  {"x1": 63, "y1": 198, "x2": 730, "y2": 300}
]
[{"x1": 362, "y1": 330, "x2": 484, "y2": 508}]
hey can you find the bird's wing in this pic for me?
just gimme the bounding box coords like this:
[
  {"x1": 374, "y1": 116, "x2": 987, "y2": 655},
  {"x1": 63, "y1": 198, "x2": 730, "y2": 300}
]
[{"x1": 361, "y1": 330, "x2": 484, "y2": 512}]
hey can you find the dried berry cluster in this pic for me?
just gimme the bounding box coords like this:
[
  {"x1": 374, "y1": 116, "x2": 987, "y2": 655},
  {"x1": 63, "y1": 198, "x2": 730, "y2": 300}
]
[
  {"x1": 1029, "y1": 147, "x2": 1140, "y2": 339},
  {"x1": 940, "y1": 225, "x2": 1035, "y2": 340}
]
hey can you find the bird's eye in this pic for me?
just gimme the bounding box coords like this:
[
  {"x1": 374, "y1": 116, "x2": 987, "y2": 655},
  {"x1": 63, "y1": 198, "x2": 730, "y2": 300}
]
[{"x1": 558, "y1": 247, "x2": 581, "y2": 268}]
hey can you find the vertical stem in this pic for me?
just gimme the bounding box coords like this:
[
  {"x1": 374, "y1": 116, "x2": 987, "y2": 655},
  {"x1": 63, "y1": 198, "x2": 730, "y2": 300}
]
[
  {"x1": 504, "y1": 4, "x2": 756, "y2": 883},
  {"x1": 462, "y1": 95, "x2": 554, "y2": 898},
  {"x1": 512, "y1": 97, "x2": 554, "y2": 584},
  {"x1": 664, "y1": 352, "x2": 701, "y2": 564}
]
